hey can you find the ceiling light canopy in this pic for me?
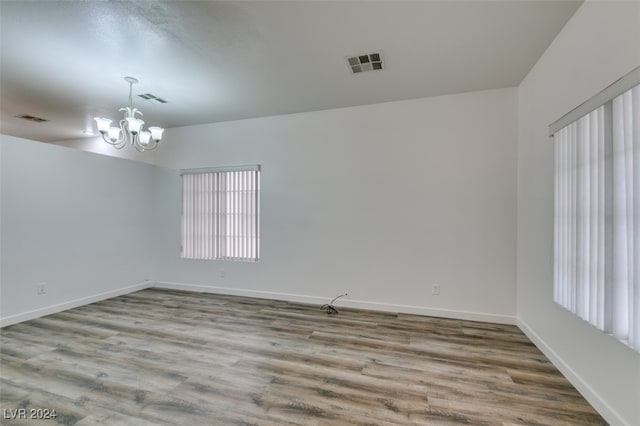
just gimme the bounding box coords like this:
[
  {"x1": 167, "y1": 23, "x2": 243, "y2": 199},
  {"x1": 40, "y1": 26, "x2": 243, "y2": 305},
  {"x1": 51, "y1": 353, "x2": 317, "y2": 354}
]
[{"x1": 94, "y1": 77, "x2": 164, "y2": 152}]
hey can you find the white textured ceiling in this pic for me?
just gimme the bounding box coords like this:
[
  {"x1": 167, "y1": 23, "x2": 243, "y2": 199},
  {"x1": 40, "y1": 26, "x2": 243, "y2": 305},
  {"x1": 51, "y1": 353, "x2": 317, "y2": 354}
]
[{"x1": 0, "y1": 0, "x2": 582, "y2": 143}]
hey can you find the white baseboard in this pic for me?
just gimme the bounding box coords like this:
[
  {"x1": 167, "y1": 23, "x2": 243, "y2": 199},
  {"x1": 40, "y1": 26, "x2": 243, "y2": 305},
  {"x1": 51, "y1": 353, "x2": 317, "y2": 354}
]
[
  {"x1": 154, "y1": 281, "x2": 516, "y2": 325},
  {"x1": 0, "y1": 281, "x2": 154, "y2": 328},
  {"x1": 517, "y1": 318, "x2": 627, "y2": 426},
  {"x1": 343, "y1": 298, "x2": 516, "y2": 325}
]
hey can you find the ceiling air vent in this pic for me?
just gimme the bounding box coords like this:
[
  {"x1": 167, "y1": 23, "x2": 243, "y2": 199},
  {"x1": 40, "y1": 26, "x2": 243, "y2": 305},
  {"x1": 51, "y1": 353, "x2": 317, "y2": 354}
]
[
  {"x1": 138, "y1": 93, "x2": 168, "y2": 104},
  {"x1": 346, "y1": 51, "x2": 384, "y2": 74},
  {"x1": 15, "y1": 114, "x2": 48, "y2": 122}
]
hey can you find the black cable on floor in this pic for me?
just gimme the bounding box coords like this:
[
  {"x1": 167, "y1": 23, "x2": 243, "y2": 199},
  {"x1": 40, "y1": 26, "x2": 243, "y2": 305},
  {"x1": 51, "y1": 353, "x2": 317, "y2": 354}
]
[{"x1": 321, "y1": 293, "x2": 347, "y2": 315}]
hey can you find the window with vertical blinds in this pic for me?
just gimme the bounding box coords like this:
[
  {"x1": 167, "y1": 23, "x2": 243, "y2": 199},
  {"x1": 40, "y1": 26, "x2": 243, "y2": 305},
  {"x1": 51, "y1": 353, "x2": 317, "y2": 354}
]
[
  {"x1": 552, "y1": 72, "x2": 639, "y2": 353},
  {"x1": 181, "y1": 166, "x2": 260, "y2": 262}
]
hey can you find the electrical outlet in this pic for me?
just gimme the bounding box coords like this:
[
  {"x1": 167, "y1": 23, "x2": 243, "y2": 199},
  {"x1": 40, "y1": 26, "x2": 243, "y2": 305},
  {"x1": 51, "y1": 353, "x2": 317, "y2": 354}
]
[
  {"x1": 219, "y1": 268, "x2": 225, "y2": 278},
  {"x1": 37, "y1": 282, "x2": 47, "y2": 295},
  {"x1": 432, "y1": 284, "x2": 440, "y2": 296}
]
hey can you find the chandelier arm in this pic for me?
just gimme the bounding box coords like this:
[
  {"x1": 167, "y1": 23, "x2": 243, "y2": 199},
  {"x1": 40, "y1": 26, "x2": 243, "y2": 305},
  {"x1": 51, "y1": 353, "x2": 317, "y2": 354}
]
[
  {"x1": 120, "y1": 106, "x2": 143, "y2": 119},
  {"x1": 118, "y1": 118, "x2": 130, "y2": 148},
  {"x1": 137, "y1": 140, "x2": 160, "y2": 151},
  {"x1": 101, "y1": 133, "x2": 115, "y2": 146},
  {"x1": 132, "y1": 134, "x2": 146, "y2": 152},
  {"x1": 119, "y1": 119, "x2": 129, "y2": 148},
  {"x1": 101, "y1": 132, "x2": 126, "y2": 149}
]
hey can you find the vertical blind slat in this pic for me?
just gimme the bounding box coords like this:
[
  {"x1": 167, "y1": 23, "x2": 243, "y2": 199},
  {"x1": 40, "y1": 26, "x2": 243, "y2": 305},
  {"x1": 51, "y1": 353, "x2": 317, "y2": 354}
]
[
  {"x1": 554, "y1": 84, "x2": 640, "y2": 353},
  {"x1": 181, "y1": 168, "x2": 260, "y2": 262}
]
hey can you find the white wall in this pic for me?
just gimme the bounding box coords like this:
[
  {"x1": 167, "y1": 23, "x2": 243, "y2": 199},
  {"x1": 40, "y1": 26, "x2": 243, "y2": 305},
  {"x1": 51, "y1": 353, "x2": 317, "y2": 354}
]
[
  {"x1": 151, "y1": 88, "x2": 518, "y2": 323},
  {"x1": 517, "y1": 2, "x2": 640, "y2": 425},
  {"x1": 0, "y1": 135, "x2": 156, "y2": 325}
]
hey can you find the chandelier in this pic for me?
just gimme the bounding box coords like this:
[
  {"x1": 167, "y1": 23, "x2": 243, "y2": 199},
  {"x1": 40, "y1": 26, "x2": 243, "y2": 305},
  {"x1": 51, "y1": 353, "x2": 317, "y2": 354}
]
[{"x1": 94, "y1": 77, "x2": 164, "y2": 152}]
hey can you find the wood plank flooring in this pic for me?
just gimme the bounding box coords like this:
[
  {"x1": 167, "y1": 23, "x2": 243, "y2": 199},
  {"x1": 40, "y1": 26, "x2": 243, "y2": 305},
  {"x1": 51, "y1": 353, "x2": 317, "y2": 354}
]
[{"x1": 0, "y1": 289, "x2": 606, "y2": 425}]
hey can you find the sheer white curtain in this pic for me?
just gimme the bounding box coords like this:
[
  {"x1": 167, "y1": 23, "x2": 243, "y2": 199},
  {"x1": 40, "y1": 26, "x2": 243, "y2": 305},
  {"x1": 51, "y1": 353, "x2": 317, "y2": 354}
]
[
  {"x1": 181, "y1": 168, "x2": 260, "y2": 262},
  {"x1": 612, "y1": 85, "x2": 639, "y2": 350},
  {"x1": 554, "y1": 85, "x2": 640, "y2": 352}
]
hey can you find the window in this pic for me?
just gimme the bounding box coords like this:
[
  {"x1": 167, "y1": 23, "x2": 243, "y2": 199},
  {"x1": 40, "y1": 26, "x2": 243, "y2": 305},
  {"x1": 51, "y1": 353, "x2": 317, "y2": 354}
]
[
  {"x1": 551, "y1": 67, "x2": 639, "y2": 352},
  {"x1": 181, "y1": 166, "x2": 260, "y2": 262}
]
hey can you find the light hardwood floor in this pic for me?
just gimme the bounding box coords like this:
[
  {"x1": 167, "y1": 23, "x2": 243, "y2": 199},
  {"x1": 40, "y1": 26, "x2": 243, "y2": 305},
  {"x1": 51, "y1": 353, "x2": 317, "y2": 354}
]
[{"x1": 1, "y1": 289, "x2": 605, "y2": 425}]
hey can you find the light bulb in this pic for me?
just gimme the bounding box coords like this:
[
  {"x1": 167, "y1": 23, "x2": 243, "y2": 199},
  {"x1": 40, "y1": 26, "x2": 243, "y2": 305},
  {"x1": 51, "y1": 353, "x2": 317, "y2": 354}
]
[
  {"x1": 126, "y1": 117, "x2": 144, "y2": 135},
  {"x1": 139, "y1": 131, "x2": 151, "y2": 145},
  {"x1": 108, "y1": 127, "x2": 121, "y2": 142},
  {"x1": 94, "y1": 117, "x2": 112, "y2": 133},
  {"x1": 148, "y1": 126, "x2": 164, "y2": 142}
]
